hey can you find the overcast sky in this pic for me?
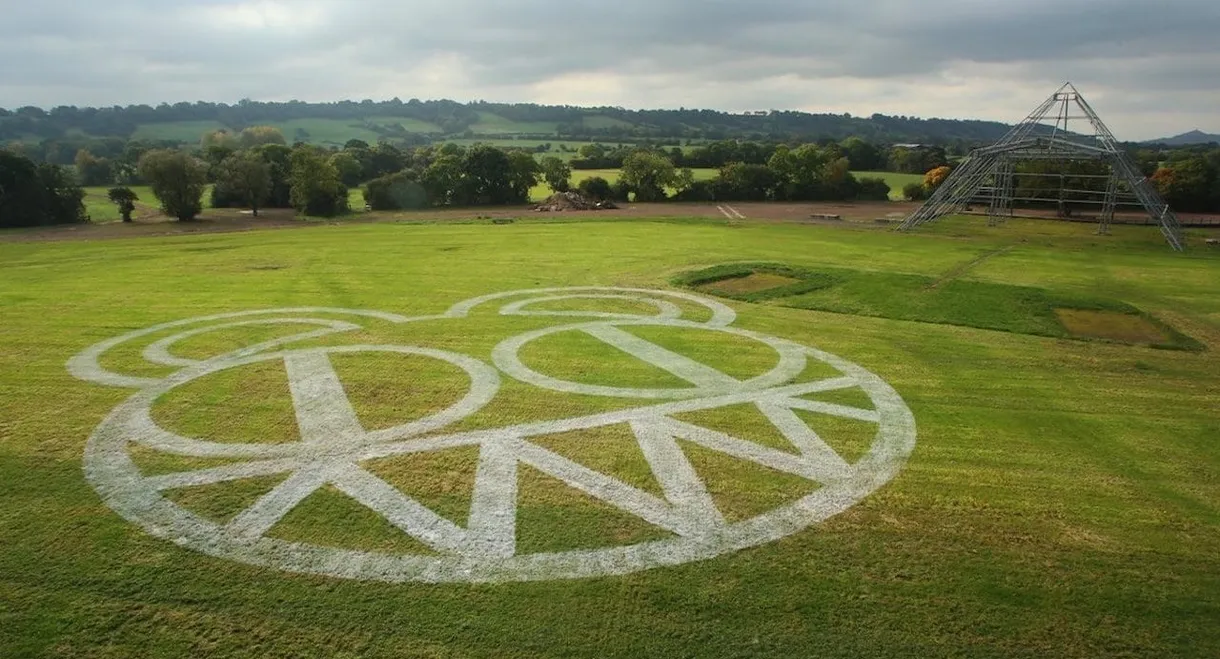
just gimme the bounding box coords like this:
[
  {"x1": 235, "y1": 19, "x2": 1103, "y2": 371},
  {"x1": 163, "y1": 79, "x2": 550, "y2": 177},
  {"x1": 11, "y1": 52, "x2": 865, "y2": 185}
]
[{"x1": 1, "y1": 0, "x2": 1217, "y2": 140}]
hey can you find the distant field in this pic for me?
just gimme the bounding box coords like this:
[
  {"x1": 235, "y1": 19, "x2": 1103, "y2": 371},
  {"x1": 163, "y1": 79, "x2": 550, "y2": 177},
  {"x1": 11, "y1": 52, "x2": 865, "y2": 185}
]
[
  {"x1": 130, "y1": 118, "x2": 442, "y2": 147},
  {"x1": 365, "y1": 116, "x2": 444, "y2": 134},
  {"x1": 122, "y1": 116, "x2": 699, "y2": 151},
  {"x1": 82, "y1": 185, "x2": 159, "y2": 222},
  {"x1": 347, "y1": 187, "x2": 366, "y2": 211},
  {"x1": 83, "y1": 185, "x2": 212, "y2": 222},
  {"x1": 582, "y1": 115, "x2": 635, "y2": 130},
  {"x1": 529, "y1": 169, "x2": 912, "y2": 202},
  {"x1": 265, "y1": 119, "x2": 382, "y2": 146},
  {"x1": 131, "y1": 121, "x2": 227, "y2": 143},
  {"x1": 445, "y1": 138, "x2": 597, "y2": 152},
  {"x1": 468, "y1": 111, "x2": 561, "y2": 135},
  {"x1": 853, "y1": 171, "x2": 924, "y2": 200},
  {"x1": 529, "y1": 168, "x2": 720, "y2": 201}
]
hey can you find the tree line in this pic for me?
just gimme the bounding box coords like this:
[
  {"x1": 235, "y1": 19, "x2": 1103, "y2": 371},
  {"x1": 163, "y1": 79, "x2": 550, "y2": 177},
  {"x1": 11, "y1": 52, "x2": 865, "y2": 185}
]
[
  {"x1": 364, "y1": 142, "x2": 893, "y2": 209},
  {"x1": 0, "y1": 98, "x2": 1024, "y2": 147},
  {"x1": 0, "y1": 150, "x2": 86, "y2": 228},
  {"x1": 566, "y1": 139, "x2": 949, "y2": 174},
  {"x1": 5, "y1": 126, "x2": 1220, "y2": 228}
]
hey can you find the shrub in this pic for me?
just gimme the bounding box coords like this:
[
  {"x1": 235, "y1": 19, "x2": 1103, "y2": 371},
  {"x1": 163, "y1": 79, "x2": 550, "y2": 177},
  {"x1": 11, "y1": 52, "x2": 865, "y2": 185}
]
[
  {"x1": 903, "y1": 182, "x2": 929, "y2": 201},
  {"x1": 856, "y1": 177, "x2": 891, "y2": 201},
  {"x1": 364, "y1": 171, "x2": 429, "y2": 210},
  {"x1": 577, "y1": 176, "x2": 613, "y2": 201}
]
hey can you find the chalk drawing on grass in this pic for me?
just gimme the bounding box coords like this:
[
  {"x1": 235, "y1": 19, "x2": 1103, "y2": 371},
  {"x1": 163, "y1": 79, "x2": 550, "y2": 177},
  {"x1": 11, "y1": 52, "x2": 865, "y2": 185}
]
[{"x1": 70, "y1": 289, "x2": 916, "y2": 582}]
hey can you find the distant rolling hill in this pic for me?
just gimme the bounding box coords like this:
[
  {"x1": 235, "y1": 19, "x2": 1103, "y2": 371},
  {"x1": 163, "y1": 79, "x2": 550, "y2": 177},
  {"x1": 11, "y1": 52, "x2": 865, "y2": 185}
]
[
  {"x1": 1145, "y1": 130, "x2": 1220, "y2": 146},
  {"x1": 2, "y1": 98, "x2": 1023, "y2": 147}
]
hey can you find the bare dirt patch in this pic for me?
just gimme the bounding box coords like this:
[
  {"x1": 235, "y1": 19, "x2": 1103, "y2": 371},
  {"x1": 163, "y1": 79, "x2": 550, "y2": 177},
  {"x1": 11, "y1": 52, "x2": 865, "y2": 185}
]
[
  {"x1": 1055, "y1": 309, "x2": 1168, "y2": 344},
  {"x1": 699, "y1": 272, "x2": 801, "y2": 295}
]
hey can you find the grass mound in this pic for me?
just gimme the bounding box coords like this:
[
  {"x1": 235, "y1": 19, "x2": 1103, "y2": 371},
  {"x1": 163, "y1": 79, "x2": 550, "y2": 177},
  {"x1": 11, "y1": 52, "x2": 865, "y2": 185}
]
[
  {"x1": 673, "y1": 263, "x2": 840, "y2": 302},
  {"x1": 1056, "y1": 309, "x2": 1170, "y2": 344},
  {"x1": 675, "y1": 262, "x2": 1203, "y2": 350}
]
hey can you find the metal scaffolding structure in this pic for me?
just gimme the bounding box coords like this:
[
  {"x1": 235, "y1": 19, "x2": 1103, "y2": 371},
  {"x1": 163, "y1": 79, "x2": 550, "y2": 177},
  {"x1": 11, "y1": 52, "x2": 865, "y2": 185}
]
[{"x1": 898, "y1": 83, "x2": 1185, "y2": 251}]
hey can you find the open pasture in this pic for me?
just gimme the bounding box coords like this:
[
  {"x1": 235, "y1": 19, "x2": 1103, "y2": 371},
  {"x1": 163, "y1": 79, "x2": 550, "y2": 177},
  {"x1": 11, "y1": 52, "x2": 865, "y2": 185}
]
[
  {"x1": 0, "y1": 214, "x2": 1218, "y2": 657},
  {"x1": 853, "y1": 171, "x2": 925, "y2": 200}
]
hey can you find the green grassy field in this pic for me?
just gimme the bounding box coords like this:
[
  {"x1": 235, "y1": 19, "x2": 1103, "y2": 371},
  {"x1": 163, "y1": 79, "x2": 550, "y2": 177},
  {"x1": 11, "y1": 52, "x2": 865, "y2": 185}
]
[
  {"x1": 527, "y1": 170, "x2": 919, "y2": 201},
  {"x1": 853, "y1": 171, "x2": 926, "y2": 200},
  {"x1": 468, "y1": 111, "x2": 561, "y2": 135},
  {"x1": 263, "y1": 119, "x2": 383, "y2": 146},
  {"x1": 83, "y1": 186, "x2": 214, "y2": 221},
  {"x1": 1, "y1": 215, "x2": 1217, "y2": 657},
  {"x1": 131, "y1": 121, "x2": 229, "y2": 143},
  {"x1": 366, "y1": 116, "x2": 445, "y2": 134},
  {"x1": 530, "y1": 168, "x2": 719, "y2": 201}
]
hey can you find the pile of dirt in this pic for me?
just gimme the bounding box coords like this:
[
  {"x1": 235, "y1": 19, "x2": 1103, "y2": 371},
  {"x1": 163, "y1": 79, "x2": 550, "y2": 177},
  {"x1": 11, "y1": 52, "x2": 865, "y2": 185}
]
[{"x1": 533, "y1": 192, "x2": 617, "y2": 212}]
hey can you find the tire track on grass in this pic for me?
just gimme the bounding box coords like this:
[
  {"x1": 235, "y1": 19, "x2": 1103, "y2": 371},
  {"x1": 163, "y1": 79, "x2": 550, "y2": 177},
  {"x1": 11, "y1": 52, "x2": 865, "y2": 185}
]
[{"x1": 927, "y1": 246, "x2": 1014, "y2": 289}]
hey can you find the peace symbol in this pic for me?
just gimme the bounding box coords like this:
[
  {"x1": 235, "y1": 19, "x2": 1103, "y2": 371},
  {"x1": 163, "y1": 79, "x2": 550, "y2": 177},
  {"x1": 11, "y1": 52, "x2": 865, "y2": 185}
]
[{"x1": 69, "y1": 288, "x2": 916, "y2": 582}]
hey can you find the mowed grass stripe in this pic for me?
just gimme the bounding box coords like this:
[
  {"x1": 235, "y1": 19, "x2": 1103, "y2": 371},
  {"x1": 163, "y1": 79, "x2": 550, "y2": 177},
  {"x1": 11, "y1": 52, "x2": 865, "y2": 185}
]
[{"x1": 0, "y1": 216, "x2": 1217, "y2": 656}]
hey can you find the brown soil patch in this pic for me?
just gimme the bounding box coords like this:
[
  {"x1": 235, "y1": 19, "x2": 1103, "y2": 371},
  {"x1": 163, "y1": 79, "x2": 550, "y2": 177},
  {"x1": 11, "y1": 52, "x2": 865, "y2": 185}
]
[
  {"x1": 1055, "y1": 309, "x2": 1168, "y2": 344},
  {"x1": 699, "y1": 272, "x2": 800, "y2": 295}
]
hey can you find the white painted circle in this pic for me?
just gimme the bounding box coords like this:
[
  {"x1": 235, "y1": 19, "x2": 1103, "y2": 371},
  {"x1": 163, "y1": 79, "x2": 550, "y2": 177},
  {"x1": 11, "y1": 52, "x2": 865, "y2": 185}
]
[
  {"x1": 111, "y1": 345, "x2": 501, "y2": 459},
  {"x1": 75, "y1": 289, "x2": 916, "y2": 584},
  {"x1": 499, "y1": 294, "x2": 684, "y2": 321},
  {"x1": 492, "y1": 319, "x2": 808, "y2": 399}
]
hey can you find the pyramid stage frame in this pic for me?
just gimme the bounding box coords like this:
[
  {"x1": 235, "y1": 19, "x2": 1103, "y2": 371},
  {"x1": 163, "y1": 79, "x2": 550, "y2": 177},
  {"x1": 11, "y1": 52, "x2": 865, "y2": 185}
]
[{"x1": 898, "y1": 83, "x2": 1185, "y2": 251}]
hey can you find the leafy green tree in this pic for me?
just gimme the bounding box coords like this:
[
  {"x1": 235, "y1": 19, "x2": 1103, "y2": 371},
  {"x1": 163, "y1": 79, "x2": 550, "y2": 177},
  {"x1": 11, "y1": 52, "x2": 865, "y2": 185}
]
[
  {"x1": 137, "y1": 149, "x2": 207, "y2": 221},
  {"x1": 840, "y1": 137, "x2": 884, "y2": 171},
  {"x1": 577, "y1": 176, "x2": 613, "y2": 201},
  {"x1": 820, "y1": 156, "x2": 859, "y2": 200},
  {"x1": 329, "y1": 152, "x2": 364, "y2": 187},
  {"x1": 107, "y1": 186, "x2": 138, "y2": 222},
  {"x1": 887, "y1": 145, "x2": 948, "y2": 174},
  {"x1": 713, "y1": 162, "x2": 778, "y2": 201},
  {"x1": 610, "y1": 179, "x2": 632, "y2": 202},
  {"x1": 364, "y1": 170, "x2": 428, "y2": 210},
  {"x1": 620, "y1": 150, "x2": 677, "y2": 202},
  {"x1": 903, "y1": 182, "x2": 929, "y2": 201},
  {"x1": 674, "y1": 168, "x2": 696, "y2": 196},
  {"x1": 422, "y1": 154, "x2": 464, "y2": 206},
  {"x1": 37, "y1": 162, "x2": 87, "y2": 225},
  {"x1": 1152, "y1": 156, "x2": 1218, "y2": 212},
  {"x1": 855, "y1": 177, "x2": 891, "y2": 201},
  {"x1": 459, "y1": 145, "x2": 517, "y2": 205},
  {"x1": 215, "y1": 152, "x2": 272, "y2": 216},
  {"x1": 289, "y1": 147, "x2": 348, "y2": 216},
  {"x1": 507, "y1": 151, "x2": 541, "y2": 202},
  {"x1": 673, "y1": 180, "x2": 715, "y2": 202},
  {"x1": 201, "y1": 130, "x2": 239, "y2": 150},
  {"x1": 202, "y1": 144, "x2": 238, "y2": 173},
  {"x1": 74, "y1": 149, "x2": 113, "y2": 186},
  {"x1": 367, "y1": 143, "x2": 406, "y2": 179},
  {"x1": 541, "y1": 156, "x2": 572, "y2": 193},
  {"x1": 258, "y1": 144, "x2": 294, "y2": 208},
  {"x1": 769, "y1": 144, "x2": 837, "y2": 200},
  {"x1": 239, "y1": 126, "x2": 287, "y2": 148},
  {"x1": 0, "y1": 151, "x2": 86, "y2": 228}
]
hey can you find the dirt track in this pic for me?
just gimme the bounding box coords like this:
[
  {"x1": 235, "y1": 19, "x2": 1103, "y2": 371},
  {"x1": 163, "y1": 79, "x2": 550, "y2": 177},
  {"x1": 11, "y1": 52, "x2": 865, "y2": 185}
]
[{"x1": 4, "y1": 201, "x2": 1217, "y2": 243}]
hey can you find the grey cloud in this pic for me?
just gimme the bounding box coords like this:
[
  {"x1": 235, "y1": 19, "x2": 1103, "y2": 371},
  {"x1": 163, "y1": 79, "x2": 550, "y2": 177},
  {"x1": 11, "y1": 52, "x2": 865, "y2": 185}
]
[{"x1": 0, "y1": 0, "x2": 1217, "y2": 138}]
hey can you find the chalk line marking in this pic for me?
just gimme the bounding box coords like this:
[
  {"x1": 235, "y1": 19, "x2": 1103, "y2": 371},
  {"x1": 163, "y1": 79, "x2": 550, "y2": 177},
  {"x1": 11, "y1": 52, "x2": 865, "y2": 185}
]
[
  {"x1": 73, "y1": 287, "x2": 917, "y2": 583},
  {"x1": 582, "y1": 324, "x2": 740, "y2": 389},
  {"x1": 716, "y1": 205, "x2": 746, "y2": 220},
  {"x1": 143, "y1": 318, "x2": 361, "y2": 368},
  {"x1": 492, "y1": 318, "x2": 806, "y2": 400},
  {"x1": 500, "y1": 294, "x2": 683, "y2": 321}
]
